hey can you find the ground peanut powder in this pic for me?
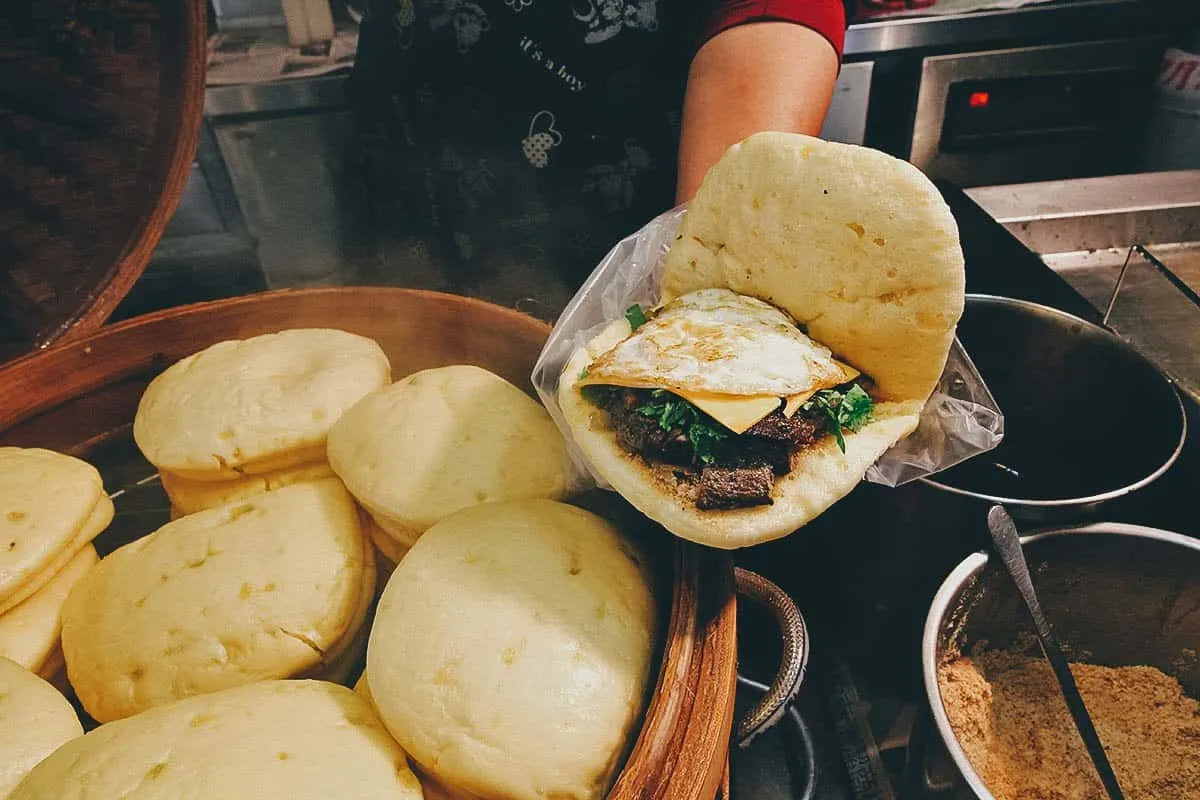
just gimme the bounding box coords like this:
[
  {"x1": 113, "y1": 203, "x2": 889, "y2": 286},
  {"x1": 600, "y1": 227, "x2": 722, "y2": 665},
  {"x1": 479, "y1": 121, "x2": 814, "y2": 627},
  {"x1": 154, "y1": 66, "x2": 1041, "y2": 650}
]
[{"x1": 938, "y1": 650, "x2": 1200, "y2": 800}]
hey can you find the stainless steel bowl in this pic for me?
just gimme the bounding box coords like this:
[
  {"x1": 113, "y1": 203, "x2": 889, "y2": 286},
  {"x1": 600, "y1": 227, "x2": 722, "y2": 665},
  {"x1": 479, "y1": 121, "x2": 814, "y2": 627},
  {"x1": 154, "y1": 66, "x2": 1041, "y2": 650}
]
[
  {"x1": 919, "y1": 295, "x2": 1187, "y2": 522},
  {"x1": 922, "y1": 523, "x2": 1200, "y2": 799}
]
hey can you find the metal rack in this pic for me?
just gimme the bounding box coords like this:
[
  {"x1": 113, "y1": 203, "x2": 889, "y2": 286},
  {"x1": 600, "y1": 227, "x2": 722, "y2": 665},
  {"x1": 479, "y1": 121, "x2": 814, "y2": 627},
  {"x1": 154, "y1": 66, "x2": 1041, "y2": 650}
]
[{"x1": 967, "y1": 170, "x2": 1200, "y2": 402}]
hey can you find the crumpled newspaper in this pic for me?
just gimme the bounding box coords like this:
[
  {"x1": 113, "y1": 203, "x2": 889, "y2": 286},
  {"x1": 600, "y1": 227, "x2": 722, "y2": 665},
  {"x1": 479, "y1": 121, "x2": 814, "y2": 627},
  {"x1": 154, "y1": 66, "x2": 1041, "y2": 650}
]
[{"x1": 532, "y1": 206, "x2": 1004, "y2": 489}]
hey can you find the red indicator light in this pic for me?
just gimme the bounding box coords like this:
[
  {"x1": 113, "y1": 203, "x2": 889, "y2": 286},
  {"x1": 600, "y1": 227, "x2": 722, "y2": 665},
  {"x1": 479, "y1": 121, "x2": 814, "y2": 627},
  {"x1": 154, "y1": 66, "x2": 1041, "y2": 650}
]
[{"x1": 969, "y1": 91, "x2": 991, "y2": 108}]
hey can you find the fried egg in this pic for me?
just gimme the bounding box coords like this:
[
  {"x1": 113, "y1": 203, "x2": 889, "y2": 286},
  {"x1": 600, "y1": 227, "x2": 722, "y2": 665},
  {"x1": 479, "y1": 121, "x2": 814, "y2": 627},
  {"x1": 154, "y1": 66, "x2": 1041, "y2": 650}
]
[
  {"x1": 580, "y1": 288, "x2": 857, "y2": 396},
  {"x1": 578, "y1": 289, "x2": 860, "y2": 433}
]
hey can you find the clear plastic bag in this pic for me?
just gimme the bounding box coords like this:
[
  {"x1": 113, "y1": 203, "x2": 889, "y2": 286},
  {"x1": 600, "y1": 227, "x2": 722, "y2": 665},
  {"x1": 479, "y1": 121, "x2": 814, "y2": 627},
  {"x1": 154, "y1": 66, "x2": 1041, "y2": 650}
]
[{"x1": 532, "y1": 207, "x2": 1004, "y2": 489}]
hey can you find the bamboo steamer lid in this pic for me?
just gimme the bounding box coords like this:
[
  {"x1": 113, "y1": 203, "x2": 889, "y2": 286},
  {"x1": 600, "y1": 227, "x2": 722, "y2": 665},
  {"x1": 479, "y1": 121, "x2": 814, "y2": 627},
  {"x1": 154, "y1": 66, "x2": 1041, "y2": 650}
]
[{"x1": 0, "y1": 0, "x2": 207, "y2": 364}]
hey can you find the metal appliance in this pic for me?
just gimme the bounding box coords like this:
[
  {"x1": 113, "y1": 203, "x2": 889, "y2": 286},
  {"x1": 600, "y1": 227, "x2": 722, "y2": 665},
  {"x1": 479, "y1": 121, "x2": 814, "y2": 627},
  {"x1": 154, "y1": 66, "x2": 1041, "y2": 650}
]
[
  {"x1": 835, "y1": 0, "x2": 1200, "y2": 186},
  {"x1": 910, "y1": 38, "x2": 1167, "y2": 186},
  {"x1": 823, "y1": 62, "x2": 876, "y2": 146}
]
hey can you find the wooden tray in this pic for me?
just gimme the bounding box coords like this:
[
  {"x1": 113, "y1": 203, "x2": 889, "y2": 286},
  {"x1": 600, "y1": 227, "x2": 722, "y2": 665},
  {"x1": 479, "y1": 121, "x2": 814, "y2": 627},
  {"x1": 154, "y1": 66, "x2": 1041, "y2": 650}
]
[
  {"x1": 0, "y1": 0, "x2": 207, "y2": 364},
  {"x1": 0, "y1": 287, "x2": 738, "y2": 800}
]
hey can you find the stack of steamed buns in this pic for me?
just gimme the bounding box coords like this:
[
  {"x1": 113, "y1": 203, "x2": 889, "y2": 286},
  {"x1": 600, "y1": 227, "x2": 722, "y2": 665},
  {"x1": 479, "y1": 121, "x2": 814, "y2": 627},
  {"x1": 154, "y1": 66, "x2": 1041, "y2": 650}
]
[{"x1": 0, "y1": 328, "x2": 658, "y2": 800}]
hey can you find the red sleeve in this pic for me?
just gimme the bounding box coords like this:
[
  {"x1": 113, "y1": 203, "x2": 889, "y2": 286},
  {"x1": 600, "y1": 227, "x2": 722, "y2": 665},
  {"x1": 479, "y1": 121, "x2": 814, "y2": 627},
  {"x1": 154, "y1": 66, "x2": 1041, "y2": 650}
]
[{"x1": 700, "y1": 0, "x2": 847, "y2": 61}]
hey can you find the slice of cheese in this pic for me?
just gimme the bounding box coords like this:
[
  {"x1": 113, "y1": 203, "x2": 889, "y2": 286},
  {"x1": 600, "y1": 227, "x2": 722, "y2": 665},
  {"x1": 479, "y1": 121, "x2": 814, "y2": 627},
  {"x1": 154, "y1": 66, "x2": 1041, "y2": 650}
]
[
  {"x1": 673, "y1": 391, "x2": 781, "y2": 435},
  {"x1": 782, "y1": 359, "x2": 860, "y2": 418},
  {"x1": 782, "y1": 390, "x2": 818, "y2": 419}
]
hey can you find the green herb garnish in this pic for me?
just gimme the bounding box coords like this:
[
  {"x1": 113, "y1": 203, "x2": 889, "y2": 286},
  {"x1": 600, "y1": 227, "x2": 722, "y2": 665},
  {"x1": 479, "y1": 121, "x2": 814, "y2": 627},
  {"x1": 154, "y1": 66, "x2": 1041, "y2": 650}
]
[
  {"x1": 637, "y1": 389, "x2": 690, "y2": 429},
  {"x1": 687, "y1": 423, "x2": 729, "y2": 465},
  {"x1": 803, "y1": 385, "x2": 874, "y2": 454},
  {"x1": 625, "y1": 304, "x2": 649, "y2": 330},
  {"x1": 635, "y1": 389, "x2": 729, "y2": 465},
  {"x1": 839, "y1": 385, "x2": 873, "y2": 432}
]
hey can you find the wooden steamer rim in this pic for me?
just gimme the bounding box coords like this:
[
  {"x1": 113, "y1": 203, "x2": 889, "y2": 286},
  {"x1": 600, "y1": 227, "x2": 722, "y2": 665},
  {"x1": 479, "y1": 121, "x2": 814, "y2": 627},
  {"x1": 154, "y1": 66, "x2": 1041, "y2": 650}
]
[
  {"x1": 0, "y1": 287, "x2": 738, "y2": 800},
  {"x1": 0, "y1": 0, "x2": 207, "y2": 363}
]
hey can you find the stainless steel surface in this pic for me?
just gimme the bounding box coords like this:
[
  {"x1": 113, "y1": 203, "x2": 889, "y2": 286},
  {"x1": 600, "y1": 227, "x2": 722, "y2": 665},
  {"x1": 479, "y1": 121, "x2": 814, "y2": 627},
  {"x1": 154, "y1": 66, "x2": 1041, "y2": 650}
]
[
  {"x1": 965, "y1": 171, "x2": 1200, "y2": 222},
  {"x1": 910, "y1": 38, "x2": 1165, "y2": 186},
  {"x1": 211, "y1": 0, "x2": 286, "y2": 30},
  {"x1": 1044, "y1": 244, "x2": 1200, "y2": 306},
  {"x1": 982, "y1": 506, "x2": 1127, "y2": 800},
  {"x1": 205, "y1": 73, "x2": 349, "y2": 117},
  {"x1": 1044, "y1": 247, "x2": 1153, "y2": 307},
  {"x1": 1044, "y1": 247, "x2": 1200, "y2": 400},
  {"x1": 1148, "y1": 241, "x2": 1200, "y2": 296},
  {"x1": 128, "y1": 120, "x2": 264, "y2": 319},
  {"x1": 211, "y1": 109, "x2": 368, "y2": 288},
  {"x1": 919, "y1": 295, "x2": 1187, "y2": 522},
  {"x1": 1100, "y1": 245, "x2": 1135, "y2": 325},
  {"x1": 820, "y1": 61, "x2": 874, "y2": 146},
  {"x1": 965, "y1": 171, "x2": 1200, "y2": 254},
  {"x1": 164, "y1": 164, "x2": 228, "y2": 239},
  {"x1": 843, "y1": 0, "x2": 1160, "y2": 56},
  {"x1": 923, "y1": 523, "x2": 1200, "y2": 799},
  {"x1": 152, "y1": 121, "x2": 254, "y2": 254},
  {"x1": 967, "y1": 172, "x2": 1200, "y2": 400}
]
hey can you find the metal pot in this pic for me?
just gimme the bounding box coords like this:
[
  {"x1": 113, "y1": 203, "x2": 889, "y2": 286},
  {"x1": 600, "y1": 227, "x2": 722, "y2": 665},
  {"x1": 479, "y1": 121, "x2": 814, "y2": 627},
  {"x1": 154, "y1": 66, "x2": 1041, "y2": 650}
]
[
  {"x1": 919, "y1": 295, "x2": 1187, "y2": 523},
  {"x1": 922, "y1": 523, "x2": 1200, "y2": 799},
  {"x1": 739, "y1": 294, "x2": 1193, "y2": 702}
]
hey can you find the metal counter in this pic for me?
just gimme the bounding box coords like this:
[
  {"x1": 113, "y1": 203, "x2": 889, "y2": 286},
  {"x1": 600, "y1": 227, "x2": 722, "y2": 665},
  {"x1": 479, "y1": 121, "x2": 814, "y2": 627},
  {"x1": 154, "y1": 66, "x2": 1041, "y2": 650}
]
[
  {"x1": 842, "y1": 0, "x2": 1174, "y2": 56},
  {"x1": 967, "y1": 171, "x2": 1200, "y2": 401}
]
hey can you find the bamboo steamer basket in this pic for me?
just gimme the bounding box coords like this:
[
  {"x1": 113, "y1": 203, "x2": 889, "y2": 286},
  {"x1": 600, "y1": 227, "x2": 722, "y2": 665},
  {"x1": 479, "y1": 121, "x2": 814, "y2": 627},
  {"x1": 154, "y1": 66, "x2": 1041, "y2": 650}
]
[
  {"x1": 0, "y1": 0, "x2": 207, "y2": 364},
  {"x1": 0, "y1": 287, "x2": 745, "y2": 800}
]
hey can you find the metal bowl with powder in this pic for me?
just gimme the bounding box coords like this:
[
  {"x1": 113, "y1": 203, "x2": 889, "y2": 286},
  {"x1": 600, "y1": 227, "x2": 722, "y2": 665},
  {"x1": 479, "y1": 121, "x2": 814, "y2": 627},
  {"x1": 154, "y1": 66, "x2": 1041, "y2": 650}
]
[{"x1": 923, "y1": 524, "x2": 1200, "y2": 800}]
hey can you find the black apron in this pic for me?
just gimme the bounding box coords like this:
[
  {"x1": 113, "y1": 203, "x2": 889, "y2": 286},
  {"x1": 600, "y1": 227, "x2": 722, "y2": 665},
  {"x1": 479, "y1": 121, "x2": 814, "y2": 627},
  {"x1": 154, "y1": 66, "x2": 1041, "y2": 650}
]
[{"x1": 350, "y1": 0, "x2": 701, "y2": 306}]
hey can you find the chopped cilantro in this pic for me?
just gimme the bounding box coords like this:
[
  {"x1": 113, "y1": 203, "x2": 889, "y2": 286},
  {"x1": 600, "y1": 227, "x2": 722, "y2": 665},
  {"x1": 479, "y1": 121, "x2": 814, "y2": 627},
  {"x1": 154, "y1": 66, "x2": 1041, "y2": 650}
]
[
  {"x1": 805, "y1": 392, "x2": 845, "y2": 452},
  {"x1": 688, "y1": 423, "x2": 728, "y2": 465},
  {"x1": 803, "y1": 385, "x2": 874, "y2": 454},
  {"x1": 839, "y1": 385, "x2": 873, "y2": 432},
  {"x1": 625, "y1": 304, "x2": 649, "y2": 330},
  {"x1": 634, "y1": 389, "x2": 728, "y2": 465},
  {"x1": 637, "y1": 389, "x2": 690, "y2": 430}
]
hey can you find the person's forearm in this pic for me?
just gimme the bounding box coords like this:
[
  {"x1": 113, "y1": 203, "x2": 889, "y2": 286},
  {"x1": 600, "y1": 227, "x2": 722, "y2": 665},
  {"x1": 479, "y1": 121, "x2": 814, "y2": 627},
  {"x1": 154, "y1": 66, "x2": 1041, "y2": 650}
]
[{"x1": 676, "y1": 22, "x2": 840, "y2": 203}]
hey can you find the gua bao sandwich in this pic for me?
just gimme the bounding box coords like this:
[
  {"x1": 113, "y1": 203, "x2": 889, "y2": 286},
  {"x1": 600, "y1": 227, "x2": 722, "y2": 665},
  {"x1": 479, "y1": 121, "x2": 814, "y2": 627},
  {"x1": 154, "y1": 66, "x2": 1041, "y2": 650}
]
[{"x1": 559, "y1": 133, "x2": 965, "y2": 549}]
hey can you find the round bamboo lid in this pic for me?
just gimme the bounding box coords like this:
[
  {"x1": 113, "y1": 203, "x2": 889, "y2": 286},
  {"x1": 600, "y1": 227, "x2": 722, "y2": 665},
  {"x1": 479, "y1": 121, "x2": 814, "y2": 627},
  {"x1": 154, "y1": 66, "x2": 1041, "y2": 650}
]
[{"x1": 0, "y1": 0, "x2": 207, "y2": 364}]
